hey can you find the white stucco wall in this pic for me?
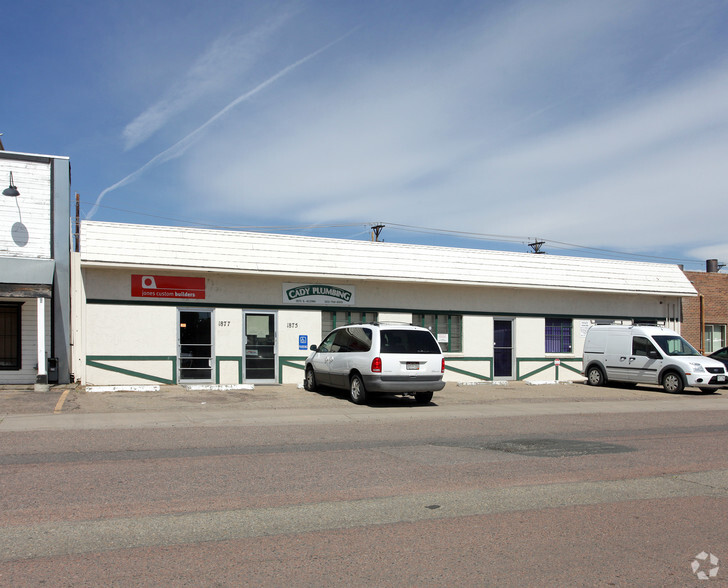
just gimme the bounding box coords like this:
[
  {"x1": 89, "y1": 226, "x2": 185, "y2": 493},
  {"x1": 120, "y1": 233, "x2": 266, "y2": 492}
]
[
  {"x1": 76, "y1": 265, "x2": 684, "y2": 386},
  {"x1": 84, "y1": 304, "x2": 177, "y2": 385}
]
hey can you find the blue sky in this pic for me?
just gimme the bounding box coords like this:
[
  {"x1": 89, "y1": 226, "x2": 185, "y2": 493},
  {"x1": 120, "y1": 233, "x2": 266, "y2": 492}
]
[{"x1": 3, "y1": 0, "x2": 728, "y2": 270}]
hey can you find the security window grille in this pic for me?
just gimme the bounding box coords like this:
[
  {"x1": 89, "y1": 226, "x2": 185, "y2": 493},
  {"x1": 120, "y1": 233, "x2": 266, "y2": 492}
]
[
  {"x1": 321, "y1": 311, "x2": 378, "y2": 340},
  {"x1": 0, "y1": 304, "x2": 22, "y2": 370},
  {"x1": 413, "y1": 314, "x2": 462, "y2": 353},
  {"x1": 545, "y1": 318, "x2": 572, "y2": 353},
  {"x1": 704, "y1": 324, "x2": 726, "y2": 353}
]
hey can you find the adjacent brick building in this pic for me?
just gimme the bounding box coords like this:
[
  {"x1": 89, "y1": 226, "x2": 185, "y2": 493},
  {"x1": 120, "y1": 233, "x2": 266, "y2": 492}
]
[{"x1": 682, "y1": 260, "x2": 728, "y2": 353}]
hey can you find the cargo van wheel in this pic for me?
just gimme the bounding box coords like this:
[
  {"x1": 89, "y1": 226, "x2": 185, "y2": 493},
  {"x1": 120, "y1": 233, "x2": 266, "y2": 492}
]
[
  {"x1": 586, "y1": 366, "x2": 605, "y2": 386},
  {"x1": 662, "y1": 372, "x2": 684, "y2": 394}
]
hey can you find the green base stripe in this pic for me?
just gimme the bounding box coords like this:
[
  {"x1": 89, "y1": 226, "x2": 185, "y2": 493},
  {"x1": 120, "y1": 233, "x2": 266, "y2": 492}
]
[
  {"x1": 445, "y1": 364, "x2": 491, "y2": 381},
  {"x1": 86, "y1": 356, "x2": 177, "y2": 385},
  {"x1": 215, "y1": 357, "x2": 243, "y2": 384},
  {"x1": 518, "y1": 363, "x2": 553, "y2": 380},
  {"x1": 278, "y1": 357, "x2": 308, "y2": 383},
  {"x1": 559, "y1": 362, "x2": 583, "y2": 375},
  {"x1": 443, "y1": 357, "x2": 493, "y2": 381},
  {"x1": 517, "y1": 358, "x2": 582, "y2": 380}
]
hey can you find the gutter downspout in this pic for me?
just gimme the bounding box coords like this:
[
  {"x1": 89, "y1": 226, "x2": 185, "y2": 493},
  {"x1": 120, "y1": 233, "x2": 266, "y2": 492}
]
[{"x1": 699, "y1": 294, "x2": 705, "y2": 354}]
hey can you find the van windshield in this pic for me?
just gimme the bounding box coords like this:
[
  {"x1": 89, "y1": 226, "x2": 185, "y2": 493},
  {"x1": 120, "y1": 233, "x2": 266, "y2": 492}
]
[
  {"x1": 652, "y1": 335, "x2": 701, "y2": 357},
  {"x1": 380, "y1": 330, "x2": 441, "y2": 354}
]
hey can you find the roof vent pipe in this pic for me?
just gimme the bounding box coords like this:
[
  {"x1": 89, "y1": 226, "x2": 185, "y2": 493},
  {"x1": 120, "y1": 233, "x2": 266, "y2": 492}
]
[{"x1": 707, "y1": 259, "x2": 720, "y2": 273}]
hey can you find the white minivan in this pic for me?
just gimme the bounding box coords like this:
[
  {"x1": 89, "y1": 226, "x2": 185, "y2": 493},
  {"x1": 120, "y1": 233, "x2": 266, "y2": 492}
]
[
  {"x1": 304, "y1": 322, "x2": 445, "y2": 404},
  {"x1": 583, "y1": 324, "x2": 727, "y2": 393}
]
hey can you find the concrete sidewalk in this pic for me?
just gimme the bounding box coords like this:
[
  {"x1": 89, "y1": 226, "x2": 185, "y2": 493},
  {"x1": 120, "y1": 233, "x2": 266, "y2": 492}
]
[
  {"x1": 0, "y1": 379, "x2": 714, "y2": 414},
  {"x1": 0, "y1": 380, "x2": 726, "y2": 432}
]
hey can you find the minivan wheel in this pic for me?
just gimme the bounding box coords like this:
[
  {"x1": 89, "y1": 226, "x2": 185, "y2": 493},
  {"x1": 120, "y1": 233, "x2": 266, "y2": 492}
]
[
  {"x1": 304, "y1": 367, "x2": 317, "y2": 391},
  {"x1": 349, "y1": 374, "x2": 367, "y2": 405},
  {"x1": 662, "y1": 372, "x2": 684, "y2": 394},
  {"x1": 587, "y1": 366, "x2": 605, "y2": 387},
  {"x1": 414, "y1": 391, "x2": 433, "y2": 404}
]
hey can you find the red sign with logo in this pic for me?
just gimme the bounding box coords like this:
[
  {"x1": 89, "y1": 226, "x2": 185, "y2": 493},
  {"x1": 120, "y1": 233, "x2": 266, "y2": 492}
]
[{"x1": 131, "y1": 275, "x2": 206, "y2": 299}]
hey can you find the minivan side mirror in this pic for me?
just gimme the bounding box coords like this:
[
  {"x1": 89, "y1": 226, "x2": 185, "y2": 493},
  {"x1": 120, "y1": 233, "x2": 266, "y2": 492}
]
[
  {"x1": 310, "y1": 344, "x2": 318, "y2": 352},
  {"x1": 648, "y1": 349, "x2": 661, "y2": 359}
]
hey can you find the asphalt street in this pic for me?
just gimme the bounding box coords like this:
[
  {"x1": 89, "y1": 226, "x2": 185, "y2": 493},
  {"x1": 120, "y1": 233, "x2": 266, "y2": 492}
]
[{"x1": 0, "y1": 381, "x2": 726, "y2": 586}]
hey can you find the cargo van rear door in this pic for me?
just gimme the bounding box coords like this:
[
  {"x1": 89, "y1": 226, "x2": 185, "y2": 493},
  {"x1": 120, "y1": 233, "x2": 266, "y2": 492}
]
[{"x1": 603, "y1": 331, "x2": 632, "y2": 382}]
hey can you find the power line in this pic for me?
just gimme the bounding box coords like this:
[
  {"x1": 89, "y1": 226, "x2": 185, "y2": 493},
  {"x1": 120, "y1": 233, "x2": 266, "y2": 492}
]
[
  {"x1": 78, "y1": 199, "x2": 710, "y2": 267},
  {"x1": 384, "y1": 222, "x2": 701, "y2": 265}
]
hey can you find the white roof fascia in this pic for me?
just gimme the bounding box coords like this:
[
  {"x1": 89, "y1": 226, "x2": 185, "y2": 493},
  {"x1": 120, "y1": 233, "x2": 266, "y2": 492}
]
[{"x1": 79, "y1": 221, "x2": 697, "y2": 297}]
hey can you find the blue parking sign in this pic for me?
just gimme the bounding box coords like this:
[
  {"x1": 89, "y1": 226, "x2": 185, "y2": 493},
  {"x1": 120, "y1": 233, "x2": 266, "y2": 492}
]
[{"x1": 299, "y1": 335, "x2": 308, "y2": 350}]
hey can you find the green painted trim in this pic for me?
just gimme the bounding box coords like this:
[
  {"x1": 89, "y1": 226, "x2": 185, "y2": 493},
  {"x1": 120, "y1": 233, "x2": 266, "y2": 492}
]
[
  {"x1": 559, "y1": 362, "x2": 583, "y2": 375},
  {"x1": 86, "y1": 356, "x2": 177, "y2": 385},
  {"x1": 276, "y1": 355, "x2": 495, "y2": 383},
  {"x1": 445, "y1": 365, "x2": 491, "y2": 381},
  {"x1": 84, "y1": 299, "x2": 667, "y2": 323},
  {"x1": 87, "y1": 355, "x2": 177, "y2": 361},
  {"x1": 215, "y1": 356, "x2": 243, "y2": 384},
  {"x1": 516, "y1": 357, "x2": 582, "y2": 381},
  {"x1": 443, "y1": 356, "x2": 493, "y2": 381},
  {"x1": 278, "y1": 356, "x2": 307, "y2": 383},
  {"x1": 518, "y1": 363, "x2": 553, "y2": 380},
  {"x1": 517, "y1": 356, "x2": 582, "y2": 362}
]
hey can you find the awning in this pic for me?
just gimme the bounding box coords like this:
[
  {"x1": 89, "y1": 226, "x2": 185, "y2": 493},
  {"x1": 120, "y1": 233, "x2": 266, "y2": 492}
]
[{"x1": 0, "y1": 258, "x2": 55, "y2": 298}]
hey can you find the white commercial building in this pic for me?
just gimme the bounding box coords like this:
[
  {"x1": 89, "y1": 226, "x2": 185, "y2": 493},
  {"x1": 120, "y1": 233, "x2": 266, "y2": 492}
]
[{"x1": 72, "y1": 220, "x2": 696, "y2": 387}]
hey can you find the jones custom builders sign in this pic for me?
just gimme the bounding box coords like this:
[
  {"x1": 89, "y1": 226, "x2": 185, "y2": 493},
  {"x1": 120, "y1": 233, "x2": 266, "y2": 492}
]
[
  {"x1": 131, "y1": 275, "x2": 206, "y2": 299},
  {"x1": 283, "y1": 283, "x2": 355, "y2": 305}
]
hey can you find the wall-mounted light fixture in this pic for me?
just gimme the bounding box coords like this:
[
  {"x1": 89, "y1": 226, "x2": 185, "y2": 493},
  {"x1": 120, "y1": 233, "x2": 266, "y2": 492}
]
[{"x1": 3, "y1": 172, "x2": 20, "y2": 197}]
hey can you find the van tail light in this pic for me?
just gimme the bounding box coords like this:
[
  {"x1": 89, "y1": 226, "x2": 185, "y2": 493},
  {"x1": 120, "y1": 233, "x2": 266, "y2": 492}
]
[
  {"x1": 441, "y1": 358, "x2": 446, "y2": 373},
  {"x1": 371, "y1": 357, "x2": 382, "y2": 373}
]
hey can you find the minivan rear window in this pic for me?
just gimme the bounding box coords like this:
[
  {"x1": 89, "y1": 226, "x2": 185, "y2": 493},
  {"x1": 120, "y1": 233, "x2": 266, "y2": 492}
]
[{"x1": 380, "y1": 330, "x2": 441, "y2": 354}]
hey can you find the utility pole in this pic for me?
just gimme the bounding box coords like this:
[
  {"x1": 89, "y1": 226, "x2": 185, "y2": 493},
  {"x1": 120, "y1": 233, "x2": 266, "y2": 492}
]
[
  {"x1": 371, "y1": 224, "x2": 385, "y2": 242},
  {"x1": 528, "y1": 239, "x2": 546, "y2": 254}
]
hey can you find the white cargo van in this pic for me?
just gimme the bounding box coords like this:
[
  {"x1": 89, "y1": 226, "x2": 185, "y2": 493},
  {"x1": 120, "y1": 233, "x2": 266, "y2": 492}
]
[{"x1": 583, "y1": 324, "x2": 727, "y2": 393}]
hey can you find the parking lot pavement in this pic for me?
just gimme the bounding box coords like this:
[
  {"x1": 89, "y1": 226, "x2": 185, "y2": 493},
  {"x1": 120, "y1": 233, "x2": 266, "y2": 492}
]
[
  {"x1": 0, "y1": 387, "x2": 61, "y2": 415},
  {"x1": 1, "y1": 380, "x2": 724, "y2": 417}
]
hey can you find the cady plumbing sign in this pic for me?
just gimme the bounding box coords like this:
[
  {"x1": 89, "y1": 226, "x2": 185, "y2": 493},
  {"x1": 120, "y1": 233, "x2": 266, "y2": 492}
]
[
  {"x1": 283, "y1": 283, "x2": 355, "y2": 305},
  {"x1": 131, "y1": 275, "x2": 206, "y2": 299}
]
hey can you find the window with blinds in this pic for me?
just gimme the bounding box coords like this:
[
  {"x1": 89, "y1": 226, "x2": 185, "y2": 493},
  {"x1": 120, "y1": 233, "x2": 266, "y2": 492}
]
[
  {"x1": 545, "y1": 318, "x2": 572, "y2": 353},
  {"x1": 321, "y1": 311, "x2": 379, "y2": 340},
  {"x1": 412, "y1": 314, "x2": 462, "y2": 352}
]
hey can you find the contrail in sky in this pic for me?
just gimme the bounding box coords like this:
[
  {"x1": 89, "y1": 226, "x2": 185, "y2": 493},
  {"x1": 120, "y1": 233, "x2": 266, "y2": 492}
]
[{"x1": 87, "y1": 30, "x2": 356, "y2": 220}]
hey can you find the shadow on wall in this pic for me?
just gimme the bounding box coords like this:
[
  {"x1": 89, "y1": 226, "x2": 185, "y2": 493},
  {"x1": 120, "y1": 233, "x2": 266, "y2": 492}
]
[{"x1": 12, "y1": 222, "x2": 28, "y2": 247}]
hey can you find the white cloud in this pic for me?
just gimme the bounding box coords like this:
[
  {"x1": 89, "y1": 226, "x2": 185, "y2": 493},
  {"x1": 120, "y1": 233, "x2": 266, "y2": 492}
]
[
  {"x1": 122, "y1": 11, "x2": 294, "y2": 150},
  {"x1": 688, "y1": 244, "x2": 728, "y2": 263},
  {"x1": 129, "y1": 0, "x2": 727, "y2": 259}
]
